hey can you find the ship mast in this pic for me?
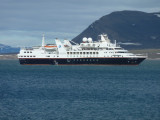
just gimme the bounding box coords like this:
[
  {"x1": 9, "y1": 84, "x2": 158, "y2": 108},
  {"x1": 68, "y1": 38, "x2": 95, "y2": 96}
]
[
  {"x1": 115, "y1": 40, "x2": 116, "y2": 46},
  {"x1": 42, "y1": 34, "x2": 45, "y2": 47}
]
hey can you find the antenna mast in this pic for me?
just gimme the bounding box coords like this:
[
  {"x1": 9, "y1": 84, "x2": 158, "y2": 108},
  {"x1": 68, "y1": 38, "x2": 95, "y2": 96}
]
[{"x1": 42, "y1": 34, "x2": 45, "y2": 47}]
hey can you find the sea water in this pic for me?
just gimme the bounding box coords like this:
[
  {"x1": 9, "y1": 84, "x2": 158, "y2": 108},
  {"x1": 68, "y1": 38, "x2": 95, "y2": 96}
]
[{"x1": 0, "y1": 60, "x2": 160, "y2": 120}]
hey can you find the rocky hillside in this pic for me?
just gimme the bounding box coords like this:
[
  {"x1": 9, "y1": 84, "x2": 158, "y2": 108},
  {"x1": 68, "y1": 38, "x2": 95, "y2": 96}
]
[
  {"x1": 72, "y1": 11, "x2": 160, "y2": 49},
  {"x1": 0, "y1": 44, "x2": 20, "y2": 54}
]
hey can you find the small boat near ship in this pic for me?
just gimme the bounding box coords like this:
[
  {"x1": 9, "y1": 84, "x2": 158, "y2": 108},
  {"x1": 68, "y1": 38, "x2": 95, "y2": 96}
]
[{"x1": 18, "y1": 34, "x2": 147, "y2": 65}]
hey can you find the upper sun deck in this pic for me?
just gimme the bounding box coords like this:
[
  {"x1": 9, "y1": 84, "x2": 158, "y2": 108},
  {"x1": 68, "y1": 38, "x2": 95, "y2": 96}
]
[{"x1": 79, "y1": 34, "x2": 123, "y2": 49}]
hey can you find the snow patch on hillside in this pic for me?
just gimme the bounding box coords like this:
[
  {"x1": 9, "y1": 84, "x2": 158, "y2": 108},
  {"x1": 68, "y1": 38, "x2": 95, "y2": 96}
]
[
  {"x1": 154, "y1": 14, "x2": 160, "y2": 18},
  {"x1": 118, "y1": 42, "x2": 141, "y2": 46}
]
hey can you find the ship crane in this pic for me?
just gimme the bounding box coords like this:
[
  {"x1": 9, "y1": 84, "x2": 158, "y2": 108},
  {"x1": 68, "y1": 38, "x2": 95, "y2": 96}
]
[{"x1": 69, "y1": 40, "x2": 79, "y2": 45}]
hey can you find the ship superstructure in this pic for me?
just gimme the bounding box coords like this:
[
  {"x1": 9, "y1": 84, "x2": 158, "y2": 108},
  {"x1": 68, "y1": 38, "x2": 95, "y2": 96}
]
[{"x1": 18, "y1": 34, "x2": 147, "y2": 65}]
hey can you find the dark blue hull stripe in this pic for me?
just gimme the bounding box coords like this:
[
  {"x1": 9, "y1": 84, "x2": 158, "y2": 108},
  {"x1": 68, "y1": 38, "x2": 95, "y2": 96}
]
[{"x1": 19, "y1": 58, "x2": 145, "y2": 65}]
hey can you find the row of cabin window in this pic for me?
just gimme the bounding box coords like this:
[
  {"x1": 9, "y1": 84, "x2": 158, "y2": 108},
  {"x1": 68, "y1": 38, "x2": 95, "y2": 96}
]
[
  {"x1": 82, "y1": 48, "x2": 99, "y2": 50},
  {"x1": 24, "y1": 51, "x2": 32, "y2": 53},
  {"x1": 81, "y1": 44, "x2": 96, "y2": 47},
  {"x1": 81, "y1": 44, "x2": 112, "y2": 47},
  {"x1": 82, "y1": 48, "x2": 114, "y2": 50},
  {"x1": 69, "y1": 59, "x2": 99, "y2": 62},
  {"x1": 67, "y1": 52, "x2": 98, "y2": 54},
  {"x1": 20, "y1": 56, "x2": 36, "y2": 57},
  {"x1": 106, "y1": 48, "x2": 114, "y2": 50},
  {"x1": 115, "y1": 52, "x2": 126, "y2": 53},
  {"x1": 104, "y1": 52, "x2": 125, "y2": 53},
  {"x1": 104, "y1": 52, "x2": 114, "y2": 53},
  {"x1": 67, "y1": 56, "x2": 98, "y2": 58}
]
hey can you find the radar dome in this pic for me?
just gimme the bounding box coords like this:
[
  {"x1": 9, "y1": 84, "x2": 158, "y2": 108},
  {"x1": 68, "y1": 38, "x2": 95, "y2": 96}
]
[
  {"x1": 82, "y1": 37, "x2": 87, "y2": 42},
  {"x1": 88, "y1": 38, "x2": 93, "y2": 43}
]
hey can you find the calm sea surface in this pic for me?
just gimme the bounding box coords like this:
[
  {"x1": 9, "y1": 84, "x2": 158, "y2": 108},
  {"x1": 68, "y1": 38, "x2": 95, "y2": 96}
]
[{"x1": 0, "y1": 60, "x2": 160, "y2": 120}]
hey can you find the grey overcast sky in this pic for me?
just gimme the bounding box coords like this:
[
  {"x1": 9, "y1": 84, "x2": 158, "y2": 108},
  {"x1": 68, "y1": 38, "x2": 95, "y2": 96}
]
[{"x1": 0, "y1": 0, "x2": 160, "y2": 47}]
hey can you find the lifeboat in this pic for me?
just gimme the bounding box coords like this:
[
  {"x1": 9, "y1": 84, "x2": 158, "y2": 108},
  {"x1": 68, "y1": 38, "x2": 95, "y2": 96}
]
[{"x1": 44, "y1": 44, "x2": 57, "y2": 50}]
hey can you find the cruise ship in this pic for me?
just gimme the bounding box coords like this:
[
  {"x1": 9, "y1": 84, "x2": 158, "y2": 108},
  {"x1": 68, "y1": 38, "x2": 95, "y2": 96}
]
[{"x1": 18, "y1": 34, "x2": 147, "y2": 65}]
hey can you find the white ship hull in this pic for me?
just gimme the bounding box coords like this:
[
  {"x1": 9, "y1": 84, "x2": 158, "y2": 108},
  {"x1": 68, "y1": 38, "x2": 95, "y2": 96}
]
[{"x1": 18, "y1": 34, "x2": 147, "y2": 65}]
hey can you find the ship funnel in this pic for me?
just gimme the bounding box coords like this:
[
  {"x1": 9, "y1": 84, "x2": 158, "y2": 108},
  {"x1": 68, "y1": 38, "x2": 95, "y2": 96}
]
[{"x1": 42, "y1": 34, "x2": 45, "y2": 47}]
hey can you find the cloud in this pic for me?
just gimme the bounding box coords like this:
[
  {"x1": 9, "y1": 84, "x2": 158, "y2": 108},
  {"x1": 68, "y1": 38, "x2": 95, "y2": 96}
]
[
  {"x1": 0, "y1": 0, "x2": 160, "y2": 46},
  {"x1": 0, "y1": 30, "x2": 77, "y2": 47},
  {"x1": 1, "y1": 0, "x2": 159, "y2": 31}
]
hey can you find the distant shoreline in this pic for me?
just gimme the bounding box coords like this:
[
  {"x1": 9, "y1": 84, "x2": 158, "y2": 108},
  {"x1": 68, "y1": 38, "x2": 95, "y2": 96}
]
[
  {"x1": 0, "y1": 54, "x2": 18, "y2": 60},
  {"x1": 147, "y1": 58, "x2": 160, "y2": 60}
]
